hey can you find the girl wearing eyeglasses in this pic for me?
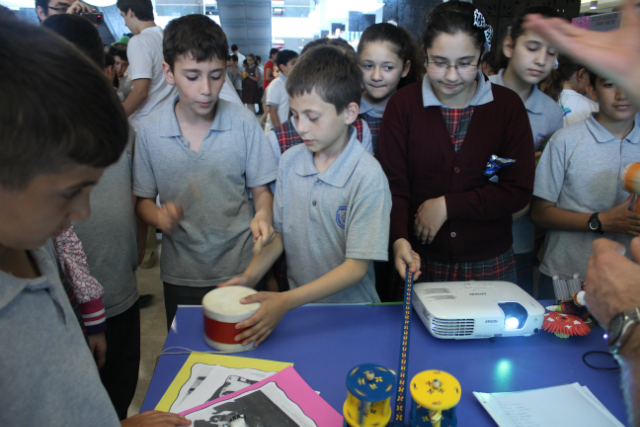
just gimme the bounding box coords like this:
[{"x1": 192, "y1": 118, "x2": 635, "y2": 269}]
[
  {"x1": 378, "y1": 1, "x2": 535, "y2": 297},
  {"x1": 489, "y1": 6, "x2": 564, "y2": 295}
]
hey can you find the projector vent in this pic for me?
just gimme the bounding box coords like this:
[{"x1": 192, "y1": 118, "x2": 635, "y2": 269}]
[{"x1": 431, "y1": 317, "x2": 475, "y2": 337}]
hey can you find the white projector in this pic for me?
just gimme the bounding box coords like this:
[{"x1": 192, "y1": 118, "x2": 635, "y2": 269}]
[{"x1": 412, "y1": 281, "x2": 545, "y2": 339}]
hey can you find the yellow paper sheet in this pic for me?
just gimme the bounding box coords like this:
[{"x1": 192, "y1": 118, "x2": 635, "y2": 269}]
[{"x1": 155, "y1": 353, "x2": 293, "y2": 412}]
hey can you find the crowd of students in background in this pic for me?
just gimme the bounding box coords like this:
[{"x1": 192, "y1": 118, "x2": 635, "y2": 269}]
[{"x1": 1, "y1": 0, "x2": 640, "y2": 425}]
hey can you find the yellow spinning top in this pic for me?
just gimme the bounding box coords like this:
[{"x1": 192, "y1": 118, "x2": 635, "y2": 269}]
[{"x1": 410, "y1": 370, "x2": 461, "y2": 427}]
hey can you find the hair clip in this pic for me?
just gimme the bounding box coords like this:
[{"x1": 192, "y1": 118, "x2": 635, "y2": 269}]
[
  {"x1": 484, "y1": 26, "x2": 493, "y2": 51},
  {"x1": 473, "y1": 9, "x2": 487, "y2": 29},
  {"x1": 387, "y1": 19, "x2": 398, "y2": 27}
]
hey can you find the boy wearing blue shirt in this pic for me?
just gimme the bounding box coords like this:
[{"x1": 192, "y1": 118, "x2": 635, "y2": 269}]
[
  {"x1": 133, "y1": 15, "x2": 278, "y2": 327},
  {"x1": 532, "y1": 72, "x2": 640, "y2": 298},
  {"x1": 0, "y1": 17, "x2": 188, "y2": 427},
  {"x1": 220, "y1": 46, "x2": 392, "y2": 347}
]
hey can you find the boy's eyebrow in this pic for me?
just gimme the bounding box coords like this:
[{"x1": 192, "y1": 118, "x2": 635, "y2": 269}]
[
  {"x1": 429, "y1": 54, "x2": 476, "y2": 61},
  {"x1": 181, "y1": 67, "x2": 225, "y2": 73},
  {"x1": 64, "y1": 180, "x2": 97, "y2": 191}
]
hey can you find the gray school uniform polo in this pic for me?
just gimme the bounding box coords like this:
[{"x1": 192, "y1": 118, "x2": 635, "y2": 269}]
[
  {"x1": 489, "y1": 69, "x2": 564, "y2": 254},
  {"x1": 274, "y1": 129, "x2": 391, "y2": 303},
  {"x1": 534, "y1": 114, "x2": 640, "y2": 279},
  {"x1": 73, "y1": 127, "x2": 138, "y2": 317},
  {"x1": 0, "y1": 241, "x2": 120, "y2": 426},
  {"x1": 133, "y1": 96, "x2": 278, "y2": 287}
]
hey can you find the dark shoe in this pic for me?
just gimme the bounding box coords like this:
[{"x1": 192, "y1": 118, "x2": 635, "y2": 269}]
[{"x1": 139, "y1": 294, "x2": 153, "y2": 308}]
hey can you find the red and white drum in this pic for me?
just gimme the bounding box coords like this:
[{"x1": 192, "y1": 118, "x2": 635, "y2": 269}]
[{"x1": 202, "y1": 287, "x2": 260, "y2": 352}]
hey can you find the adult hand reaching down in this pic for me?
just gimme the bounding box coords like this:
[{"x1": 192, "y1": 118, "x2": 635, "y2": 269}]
[{"x1": 585, "y1": 237, "x2": 640, "y2": 327}]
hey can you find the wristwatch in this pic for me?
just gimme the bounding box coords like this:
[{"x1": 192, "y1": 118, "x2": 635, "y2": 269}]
[
  {"x1": 607, "y1": 307, "x2": 640, "y2": 354},
  {"x1": 588, "y1": 213, "x2": 604, "y2": 234}
]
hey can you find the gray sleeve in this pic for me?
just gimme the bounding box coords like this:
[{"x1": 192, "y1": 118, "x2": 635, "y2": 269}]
[
  {"x1": 533, "y1": 134, "x2": 566, "y2": 204},
  {"x1": 359, "y1": 121, "x2": 373, "y2": 155},
  {"x1": 273, "y1": 166, "x2": 284, "y2": 233},
  {"x1": 345, "y1": 169, "x2": 391, "y2": 261},
  {"x1": 244, "y1": 118, "x2": 279, "y2": 188},
  {"x1": 132, "y1": 126, "x2": 158, "y2": 199},
  {"x1": 267, "y1": 130, "x2": 282, "y2": 162}
]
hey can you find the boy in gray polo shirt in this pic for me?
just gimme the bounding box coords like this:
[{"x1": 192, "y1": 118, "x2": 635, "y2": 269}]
[
  {"x1": 133, "y1": 15, "x2": 278, "y2": 328},
  {"x1": 219, "y1": 46, "x2": 391, "y2": 348},
  {"x1": 0, "y1": 18, "x2": 188, "y2": 427},
  {"x1": 532, "y1": 72, "x2": 640, "y2": 298}
]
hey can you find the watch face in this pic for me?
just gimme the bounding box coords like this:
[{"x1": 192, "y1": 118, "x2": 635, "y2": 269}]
[
  {"x1": 589, "y1": 219, "x2": 598, "y2": 231},
  {"x1": 608, "y1": 314, "x2": 624, "y2": 343}
]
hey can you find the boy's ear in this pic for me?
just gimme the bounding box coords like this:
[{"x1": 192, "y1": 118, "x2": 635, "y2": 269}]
[
  {"x1": 36, "y1": 5, "x2": 47, "y2": 22},
  {"x1": 401, "y1": 60, "x2": 411, "y2": 78},
  {"x1": 343, "y1": 101, "x2": 359, "y2": 126},
  {"x1": 162, "y1": 61, "x2": 176, "y2": 86},
  {"x1": 502, "y1": 36, "x2": 514, "y2": 59}
]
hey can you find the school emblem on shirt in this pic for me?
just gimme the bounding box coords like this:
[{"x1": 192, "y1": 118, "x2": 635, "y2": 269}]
[{"x1": 336, "y1": 206, "x2": 347, "y2": 229}]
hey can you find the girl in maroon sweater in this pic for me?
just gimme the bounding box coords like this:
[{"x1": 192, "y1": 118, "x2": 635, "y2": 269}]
[{"x1": 378, "y1": 1, "x2": 535, "y2": 296}]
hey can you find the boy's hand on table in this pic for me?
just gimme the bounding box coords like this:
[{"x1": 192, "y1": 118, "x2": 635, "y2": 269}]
[
  {"x1": 121, "y1": 411, "x2": 191, "y2": 427},
  {"x1": 392, "y1": 239, "x2": 421, "y2": 281},
  {"x1": 157, "y1": 201, "x2": 183, "y2": 234},
  {"x1": 88, "y1": 332, "x2": 107, "y2": 370},
  {"x1": 250, "y1": 213, "x2": 275, "y2": 254},
  {"x1": 600, "y1": 194, "x2": 640, "y2": 236},
  {"x1": 414, "y1": 196, "x2": 447, "y2": 244},
  {"x1": 235, "y1": 292, "x2": 291, "y2": 348}
]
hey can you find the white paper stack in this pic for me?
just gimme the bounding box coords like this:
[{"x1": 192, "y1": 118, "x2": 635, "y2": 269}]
[{"x1": 473, "y1": 383, "x2": 623, "y2": 427}]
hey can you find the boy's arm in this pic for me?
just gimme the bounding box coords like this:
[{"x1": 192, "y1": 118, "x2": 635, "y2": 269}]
[
  {"x1": 531, "y1": 195, "x2": 640, "y2": 235},
  {"x1": 123, "y1": 78, "x2": 150, "y2": 117},
  {"x1": 219, "y1": 232, "x2": 285, "y2": 289},
  {"x1": 250, "y1": 185, "x2": 275, "y2": 251},
  {"x1": 267, "y1": 105, "x2": 280, "y2": 127},
  {"x1": 135, "y1": 197, "x2": 183, "y2": 234},
  {"x1": 234, "y1": 258, "x2": 371, "y2": 347}
]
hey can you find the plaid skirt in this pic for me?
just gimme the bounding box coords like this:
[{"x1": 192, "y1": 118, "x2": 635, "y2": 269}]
[{"x1": 393, "y1": 248, "x2": 517, "y2": 300}]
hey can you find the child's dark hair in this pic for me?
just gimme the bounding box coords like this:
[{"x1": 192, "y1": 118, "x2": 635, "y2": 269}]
[
  {"x1": 497, "y1": 5, "x2": 561, "y2": 69},
  {"x1": 109, "y1": 42, "x2": 128, "y2": 62},
  {"x1": 541, "y1": 55, "x2": 584, "y2": 102},
  {"x1": 42, "y1": 14, "x2": 105, "y2": 69},
  {"x1": 163, "y1": 14, "x2": 228, "y2": 70},
  {"x1": 422, "y1": 1, "x2": 491, "y2": 59},
  {"x1": 116, "y1": 0, "x2": 154, "y2": 22},
  {"x1": 301, "y1": 37, "x2": 356, "y2": 59},
  {"x1": 231, "y1": 44, "x2": 238, "y2": 51},
  {"x1": 481, "y1": 51, "x2": 497, "y2": 72},
  {"x1": 247, "y1": 53, "x2": 256, "y2": 60},
  {"x1": 105, "y1": 51, "x2": 120, "y2": 88},
  {"x1": 275, "y1": 49, "x2": 298, "y2": 68},
  {"x1": 269, "y1": 48, "x2": 279, "y2": 57},
  {"x1": 588, "y1": 70, "x2": 600, "y2": 90},
  {"x1": 256, "y1": 55, "x2": 261, "y2": 63},
  {"x1": 358, "y1": 23, "x2": 420, "y2": 90},
  {"x1": 230, "y1": 54, "x2": 238, "y2": 62},
  {"x1": 286, "y1": 45, "x2": 362, "y2": 114},
  {"x1": 0, "y1": 18, "x2": 128, "y2": 190}
]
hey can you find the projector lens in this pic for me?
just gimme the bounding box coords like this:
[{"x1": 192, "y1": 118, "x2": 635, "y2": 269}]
[
  {"x1": 498, "y1": 302, "x2": 527, "y2": 330},
  {"x1": 505, "y1": 317, "x2": 520, "y2": 329}
]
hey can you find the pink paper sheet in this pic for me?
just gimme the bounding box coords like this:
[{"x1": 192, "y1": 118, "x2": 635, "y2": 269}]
[{"x1": 180, "y1": 366, "x2": 343, "y2": 426}]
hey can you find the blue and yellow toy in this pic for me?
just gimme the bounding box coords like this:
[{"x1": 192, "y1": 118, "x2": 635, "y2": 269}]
[
  {"x1": 409, "y1": 370, "x2": 461, "y2": 427},
  {"x1": 343, "y1": 364, "x2": 395, "y2": 427}
]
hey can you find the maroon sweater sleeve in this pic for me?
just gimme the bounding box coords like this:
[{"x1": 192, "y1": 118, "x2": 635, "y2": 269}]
[
  {"x1": 445, "y1": 90, "x2": 535, "y2": 220},
  {"x1": 376, "y1": 84, "x2": 415, "y2": 245}
]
